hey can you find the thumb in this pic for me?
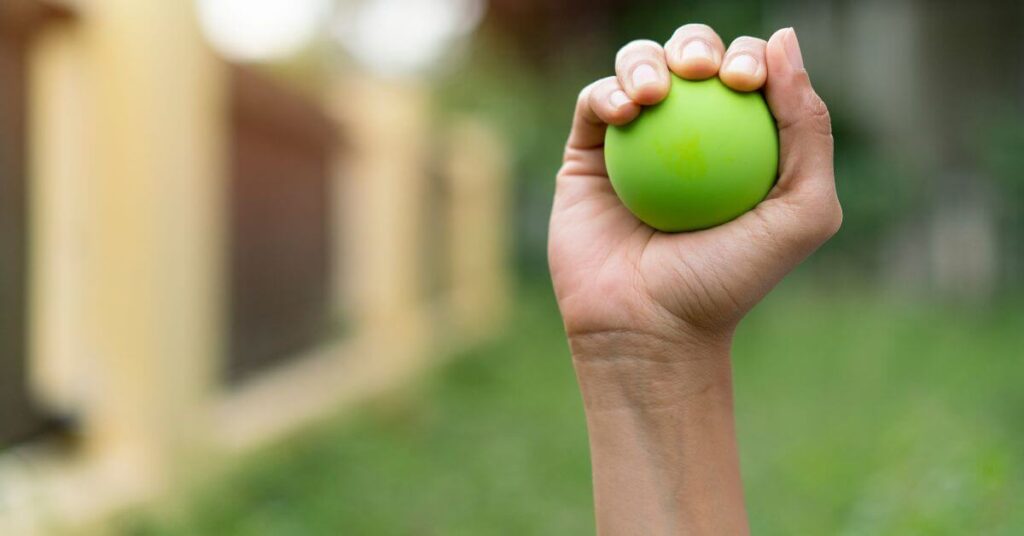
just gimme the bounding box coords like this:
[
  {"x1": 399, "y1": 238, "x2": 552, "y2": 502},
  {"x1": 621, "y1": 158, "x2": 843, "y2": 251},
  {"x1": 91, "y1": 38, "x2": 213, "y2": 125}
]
[{"x1": 764, "y1": 27, "x2": 835, "y2": 197}]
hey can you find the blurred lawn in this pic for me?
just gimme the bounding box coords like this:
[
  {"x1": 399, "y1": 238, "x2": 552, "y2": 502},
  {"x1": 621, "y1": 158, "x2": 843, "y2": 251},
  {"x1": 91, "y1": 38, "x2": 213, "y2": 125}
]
[{"x1": 124, "y1": 280, "x2": 1024, "y2": 535}]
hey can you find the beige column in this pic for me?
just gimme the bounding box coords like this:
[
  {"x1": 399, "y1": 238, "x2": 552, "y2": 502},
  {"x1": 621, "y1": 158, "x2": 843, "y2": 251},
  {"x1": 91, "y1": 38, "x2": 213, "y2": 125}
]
[
  {"x1": 30, "y1": 0, "x2": 227, "y2": 494},
  {"x1": 334, "y1": 77, "x2": 430, "y2": 336},
  {"x1": 29, "y1": 14, "x2": 92, "y2": 418},
  {"x1": 444, "y1": 118, "x2": 512, "y2": 336}
]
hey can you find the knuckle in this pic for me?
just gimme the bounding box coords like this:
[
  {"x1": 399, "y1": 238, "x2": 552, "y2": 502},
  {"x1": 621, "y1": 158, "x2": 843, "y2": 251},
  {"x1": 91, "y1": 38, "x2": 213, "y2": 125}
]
[
  {"x1": 577, "y1": 81, "x2": 597, "y2": 104},
  {"x1": 819, "y1": 199, "x2": 843, "y2": 237},
  {"x1": 803, "y1": 92, "x2": 833, "y2": 135},
  {"x1": 779, "y1": 185, "x2": 842, "y2": 247},
  {"x1": 576, "y1": 81, "x2": 602, "y2": 120},
  {"x1": 579, "y1": 78, "x2": 611, "y2": 103},
  {"x1": 586, "y1": 88, "x2": 602, "y2": 112},
  {"x1": 829, "y1": 203, "x2": 844, "y2": 236},
  {"x1": 594, "y1": 75, "x2": 617, "y2": 91},
  {"x1": 617, "y1": 39, "x2": 662, "y2": 63},
  {"x1": 576, "y1": 90, "x2": 589, "y2": 110},
  {"x1": 730, "y1": 35, "x2": 766, "y2": 48},
  {"x1": 584, "y1": 77, "x2": 631, "y2": 123},
  {"x1": 668, "y1": 23, "x2": 723, "y2": 49},
  {"x1": 807, "y1": 195, "x2": 843, "y2": 242},
  {"x1": 781, "y1": 89, "x2": 833, "y2": 138}
]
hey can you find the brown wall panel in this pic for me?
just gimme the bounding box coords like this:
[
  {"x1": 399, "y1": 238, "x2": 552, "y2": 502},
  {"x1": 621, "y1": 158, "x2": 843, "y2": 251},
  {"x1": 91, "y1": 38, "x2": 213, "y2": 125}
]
[
  {"x1": 227, "y1": 67, "x2": 335, "y2": 382},
  {"x1": 0, "y1": 18, "x2": 42, "y2": 446}
]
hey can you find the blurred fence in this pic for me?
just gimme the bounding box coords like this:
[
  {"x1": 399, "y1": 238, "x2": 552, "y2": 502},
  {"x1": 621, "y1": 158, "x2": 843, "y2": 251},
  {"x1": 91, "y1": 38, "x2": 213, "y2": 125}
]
[{"x1": 0, "y1": 1, "x2": 510, "y2": 534}]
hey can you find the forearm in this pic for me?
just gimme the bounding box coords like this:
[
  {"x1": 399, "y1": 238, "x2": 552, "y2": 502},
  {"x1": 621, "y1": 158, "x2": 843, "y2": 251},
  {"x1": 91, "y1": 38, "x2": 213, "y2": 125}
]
[{"x1": 571, "y1": 332, "x2": 749, "y2": 536}]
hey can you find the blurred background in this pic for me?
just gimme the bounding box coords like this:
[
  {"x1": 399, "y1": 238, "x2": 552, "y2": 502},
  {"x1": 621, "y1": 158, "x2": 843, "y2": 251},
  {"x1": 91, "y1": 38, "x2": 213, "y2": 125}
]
[{"x1": 1, "y1": 0, "x2": 1023, "y2": 534}]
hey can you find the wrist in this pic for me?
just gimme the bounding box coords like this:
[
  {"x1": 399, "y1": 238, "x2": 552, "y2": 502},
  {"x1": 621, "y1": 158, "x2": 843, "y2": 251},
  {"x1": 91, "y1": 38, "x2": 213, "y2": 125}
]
[
  {"x1": 570, "y1": 330, "x2": 749, "y2": 535},
  {"x1": 569, "y1": 328, "x2": 734, "y2": 413}
]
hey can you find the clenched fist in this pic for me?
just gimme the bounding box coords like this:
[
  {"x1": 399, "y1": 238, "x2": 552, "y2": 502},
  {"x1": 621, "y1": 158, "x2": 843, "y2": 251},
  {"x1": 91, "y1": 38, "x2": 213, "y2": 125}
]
[{"x1": 549, "y1": 25, "x2": 841, "y2": 535}]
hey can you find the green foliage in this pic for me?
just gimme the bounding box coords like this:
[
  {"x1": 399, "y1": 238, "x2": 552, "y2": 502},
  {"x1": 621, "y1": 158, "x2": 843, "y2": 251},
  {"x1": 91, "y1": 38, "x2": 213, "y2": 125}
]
[{"x1": 123, "y1": 281, "x2": 1024, "y2": 535}]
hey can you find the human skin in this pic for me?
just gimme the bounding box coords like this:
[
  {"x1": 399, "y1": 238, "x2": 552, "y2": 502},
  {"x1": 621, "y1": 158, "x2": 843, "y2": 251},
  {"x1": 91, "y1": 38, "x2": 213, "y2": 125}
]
[{"x1": 548, "y1": 24, "x2": 841, "y2": 535}]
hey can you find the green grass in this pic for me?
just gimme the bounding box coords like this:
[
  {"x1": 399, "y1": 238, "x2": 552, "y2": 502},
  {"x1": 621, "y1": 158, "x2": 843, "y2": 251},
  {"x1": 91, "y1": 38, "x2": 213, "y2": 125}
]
[{"x1": 122, "y1": 280, "x2": 1024, "y2": 535}]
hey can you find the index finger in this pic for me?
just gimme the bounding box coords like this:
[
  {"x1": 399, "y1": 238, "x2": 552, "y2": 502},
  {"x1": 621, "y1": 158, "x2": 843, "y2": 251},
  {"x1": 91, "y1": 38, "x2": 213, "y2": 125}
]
[{"x1": 565, "y1": 80, "x2": 611, "y2": 152}]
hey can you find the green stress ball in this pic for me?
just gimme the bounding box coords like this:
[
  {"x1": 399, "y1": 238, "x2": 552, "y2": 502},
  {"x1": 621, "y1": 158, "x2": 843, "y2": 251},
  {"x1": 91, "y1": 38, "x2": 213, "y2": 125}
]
[{"x1": 605, "y1": 75, "x2": 779, "y2": 232}]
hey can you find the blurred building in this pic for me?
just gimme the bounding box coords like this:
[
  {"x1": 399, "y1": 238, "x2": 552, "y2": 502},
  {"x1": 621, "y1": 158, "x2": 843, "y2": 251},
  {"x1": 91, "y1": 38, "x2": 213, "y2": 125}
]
[{"x1": 0, "y1": 0, "x2": 510, "y2": 533}]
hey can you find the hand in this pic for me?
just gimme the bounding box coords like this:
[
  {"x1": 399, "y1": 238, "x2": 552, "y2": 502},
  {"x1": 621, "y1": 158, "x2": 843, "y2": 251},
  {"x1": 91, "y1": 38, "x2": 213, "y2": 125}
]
[
  {"x1": 551, "y1": 25, "x2": 841, "y2": 535},
  {"x1": 549, "y1": 25, "x2": 841, "y2": 353}
]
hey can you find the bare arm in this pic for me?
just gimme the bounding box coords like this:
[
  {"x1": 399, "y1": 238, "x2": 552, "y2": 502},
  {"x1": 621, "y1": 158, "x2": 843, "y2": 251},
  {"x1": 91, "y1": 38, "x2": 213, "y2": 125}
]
[{"x1": 549, "y1": 25, "x2": 840, "y2": 535}]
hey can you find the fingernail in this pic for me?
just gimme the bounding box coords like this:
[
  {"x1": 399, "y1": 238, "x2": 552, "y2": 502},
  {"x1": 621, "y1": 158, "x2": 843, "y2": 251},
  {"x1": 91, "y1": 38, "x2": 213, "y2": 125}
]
[
  {"x1": 631, "y1": 64, "x2": 659, "y2": 88},
  {"x1": 724, "y1": 54, "x2": 758, "y2": 77},
  {"x1": 784, "y1": 28, "x2": 804, "y2": 70},
  {"x1": 681, "y1": 40, "x2": 714, "y2": 64},
  {"x1": 609, "y1": 90, "x2": 631, "y2": 109}
]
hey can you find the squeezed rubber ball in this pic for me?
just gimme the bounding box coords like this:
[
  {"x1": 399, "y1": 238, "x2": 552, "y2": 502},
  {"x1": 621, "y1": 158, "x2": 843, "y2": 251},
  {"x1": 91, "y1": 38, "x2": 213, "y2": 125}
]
[{"x1": 605, "y1": 75, "x2": 779, "y2": 232}]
